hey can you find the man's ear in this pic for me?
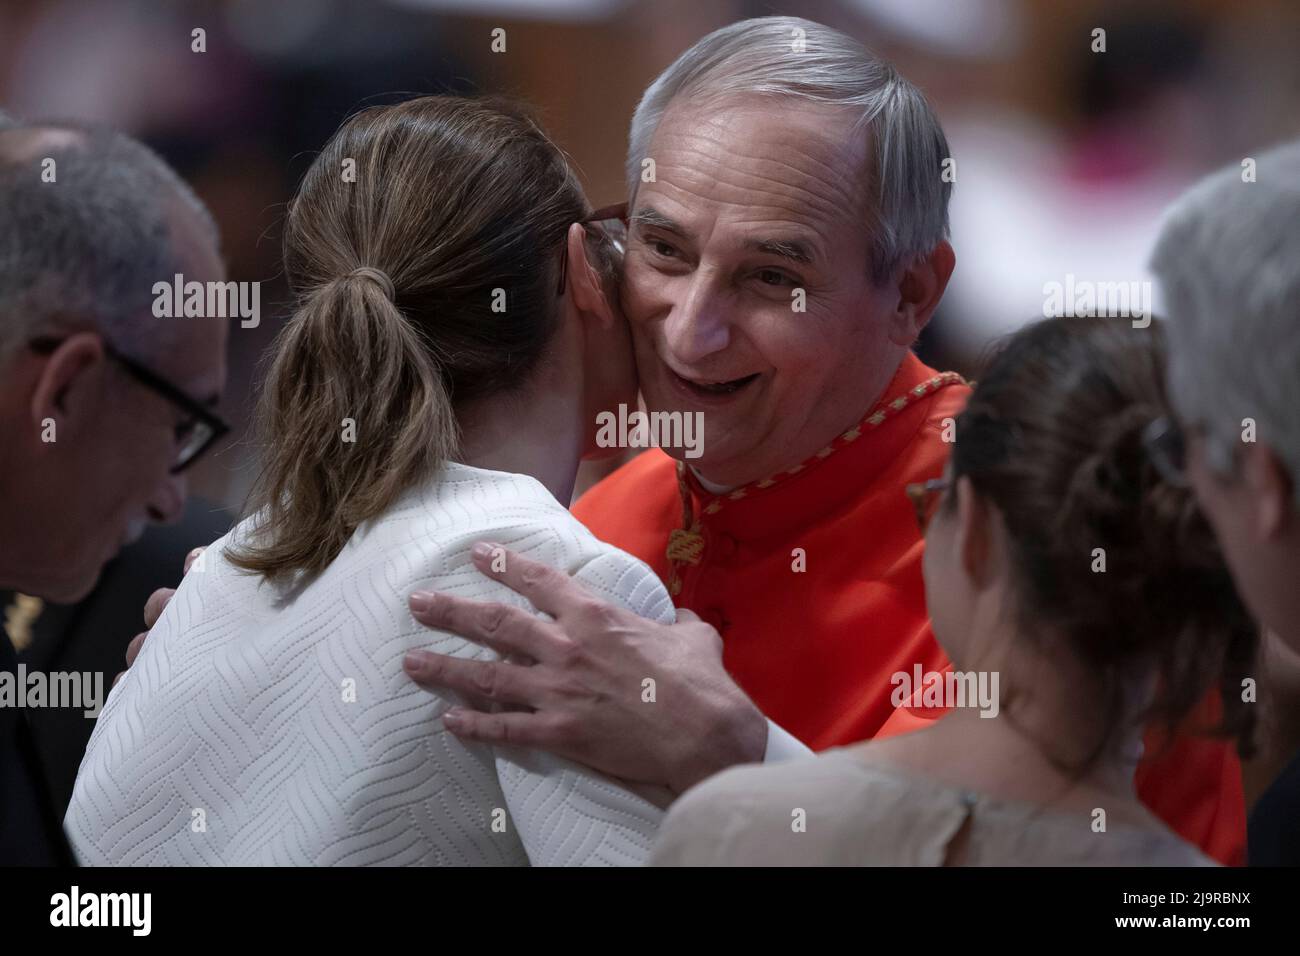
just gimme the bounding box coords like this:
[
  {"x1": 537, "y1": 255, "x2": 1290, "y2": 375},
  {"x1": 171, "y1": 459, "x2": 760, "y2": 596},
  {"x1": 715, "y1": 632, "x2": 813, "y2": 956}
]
[
  {"x1": 564, "y1": 222, "x2": 615, "y2": 329},
  {"x1": 887, "y1": 240, "x2": 955, "y2": 348},
  {"x1": 1240, "y1": 441, "x2": 1295, "y2": 539},
  {"x1": 954, "y1": 474, "x2": 996, "y2": 589},
  {"x1": 30, "y1": 332, "x2": 106, "y2": 434}
]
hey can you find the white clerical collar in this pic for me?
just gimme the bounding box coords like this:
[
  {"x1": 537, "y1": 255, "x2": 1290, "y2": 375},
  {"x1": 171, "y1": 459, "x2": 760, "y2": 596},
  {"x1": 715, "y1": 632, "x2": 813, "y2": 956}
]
[{"x1": 690, "y1": 466, "x2": 738, "y2": 496}]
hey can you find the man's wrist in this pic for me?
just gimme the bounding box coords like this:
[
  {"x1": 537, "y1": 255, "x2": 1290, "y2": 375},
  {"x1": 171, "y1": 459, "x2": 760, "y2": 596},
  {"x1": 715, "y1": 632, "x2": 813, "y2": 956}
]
[{"x1": 668, "y1": 691, "x2": 767, "y2": 794}]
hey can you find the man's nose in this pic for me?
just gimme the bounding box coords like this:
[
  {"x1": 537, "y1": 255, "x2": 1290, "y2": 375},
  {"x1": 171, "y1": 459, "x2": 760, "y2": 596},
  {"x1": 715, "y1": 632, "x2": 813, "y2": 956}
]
[
  {"x1": 663, "y1": 275, "x2": 731, "y2": 366},
  {"x1": 147, "y1": 472, "x2": 187, "y2": 525}
]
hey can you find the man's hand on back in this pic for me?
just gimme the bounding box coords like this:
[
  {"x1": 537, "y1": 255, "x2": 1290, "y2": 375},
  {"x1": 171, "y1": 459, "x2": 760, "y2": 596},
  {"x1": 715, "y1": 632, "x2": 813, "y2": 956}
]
[
  {"x1": 402, "y1": 542, "x2": 769, "y2": 794},
  {"x1": 116, "y1": 546, "x2": 206, "y2": 685}
]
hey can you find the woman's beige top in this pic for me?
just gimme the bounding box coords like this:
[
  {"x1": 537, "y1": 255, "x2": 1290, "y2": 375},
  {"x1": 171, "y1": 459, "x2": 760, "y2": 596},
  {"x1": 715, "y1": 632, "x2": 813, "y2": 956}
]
[{"x1": 650, "y1": 748, "x2": 1216, "y2": 866}]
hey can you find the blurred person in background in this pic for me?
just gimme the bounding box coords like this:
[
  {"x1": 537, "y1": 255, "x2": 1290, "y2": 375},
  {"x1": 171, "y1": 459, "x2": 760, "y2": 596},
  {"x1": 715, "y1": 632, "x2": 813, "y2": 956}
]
[
  {"x1": 0, "y1": 116, "x2": 228, "y2": 864},
  {"x1": 649, "y1": 317, "x2": 1255, "y2": 866},
  {"x1": 5, "y1": 496, "x2": 232, "y2": 815},
  {"x1": 936, "y1": 10, "x2": 1216, "y2": 367},
  {"x1": 1150, "y1": 139, "x2": 1300, "y2": 866}
]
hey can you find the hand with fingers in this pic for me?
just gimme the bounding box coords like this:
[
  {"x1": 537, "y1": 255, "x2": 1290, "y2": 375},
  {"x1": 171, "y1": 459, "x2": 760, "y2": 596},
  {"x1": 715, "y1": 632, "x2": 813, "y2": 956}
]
[
  {"x1": 403, "y1": 540, "x2": 769, "y2": 795},
  {"x1": 114, "y1": 546, "x2": 206, "y2": 687}
]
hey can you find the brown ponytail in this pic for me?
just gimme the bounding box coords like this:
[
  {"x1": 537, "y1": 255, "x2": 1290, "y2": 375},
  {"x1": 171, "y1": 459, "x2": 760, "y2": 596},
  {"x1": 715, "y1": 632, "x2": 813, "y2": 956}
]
[
  {"x1": 227, "y1": 95, "x2": 589, "y2": 580},
  {"x1": 227, "y1": 272, "x2": 455, "y2": 577}
]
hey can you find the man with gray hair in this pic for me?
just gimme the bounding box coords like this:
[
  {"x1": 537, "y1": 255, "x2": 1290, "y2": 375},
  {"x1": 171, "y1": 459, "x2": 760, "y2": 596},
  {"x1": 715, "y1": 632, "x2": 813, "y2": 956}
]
[
  {"x1": 1149, "y1": 138, "x2": 1300, "y2": 865},
  {"x1": 404, "y1": 16, "x2": 1240, "y2": 862},
  {"x1": 0, "y1": 119, "x2": 228, "y2": 863}
]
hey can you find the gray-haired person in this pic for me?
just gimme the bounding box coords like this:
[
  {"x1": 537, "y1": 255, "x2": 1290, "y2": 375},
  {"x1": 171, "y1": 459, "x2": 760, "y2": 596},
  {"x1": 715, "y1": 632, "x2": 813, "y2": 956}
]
[
  {"x1": 0, "y1": 119, "x2": 228, "y2": 864},
  {"x1": 1149, "y1": 139, "x2": 1300, "y2": 865},
  {"x1": 398, "y1": 16, "x2": 1239, "y2": 858}
]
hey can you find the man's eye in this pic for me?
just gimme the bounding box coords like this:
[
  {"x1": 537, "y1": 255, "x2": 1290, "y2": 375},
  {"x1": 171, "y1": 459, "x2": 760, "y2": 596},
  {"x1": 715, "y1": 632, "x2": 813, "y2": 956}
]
[
  {"x1": 755, "y1": 268, "x2": 797, "y2": 287},
  {"x1": 651, "y1": 240, "x2": 678, "y2": 259}
]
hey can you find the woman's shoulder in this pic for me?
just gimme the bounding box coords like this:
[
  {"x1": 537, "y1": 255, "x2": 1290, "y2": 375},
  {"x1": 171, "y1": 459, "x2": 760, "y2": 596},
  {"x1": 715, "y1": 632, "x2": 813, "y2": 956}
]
[
  {"x1": 651, "y1": 750, "x2": 1219, "y2": 866},
  {"x1": 667, "y1": 747, "x2": 935, "y2": 811},
  {"x1": 651, "y1": 749, "x2": 954, "y2": 866},
  {"x1": 342, "y1": 462, "x2": 673, "y2": 621}
]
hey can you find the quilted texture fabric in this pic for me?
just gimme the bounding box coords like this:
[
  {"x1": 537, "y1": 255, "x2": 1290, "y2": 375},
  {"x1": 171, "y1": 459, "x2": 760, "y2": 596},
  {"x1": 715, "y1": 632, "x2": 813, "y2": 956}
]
[{"x1": 65, "y1": 463, "x2": 676, "y2": 866}]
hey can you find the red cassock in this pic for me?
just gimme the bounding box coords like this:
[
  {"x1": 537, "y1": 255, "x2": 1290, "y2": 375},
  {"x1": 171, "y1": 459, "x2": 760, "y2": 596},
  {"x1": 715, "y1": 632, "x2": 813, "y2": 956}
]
[{"x1": 573, "y1": 352, "x2": 1246, "y2": 865}]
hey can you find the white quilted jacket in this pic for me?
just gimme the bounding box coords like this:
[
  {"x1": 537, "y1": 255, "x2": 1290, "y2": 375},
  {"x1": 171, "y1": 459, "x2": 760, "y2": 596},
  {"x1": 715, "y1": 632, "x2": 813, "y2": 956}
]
[{"x1": 65, "y1": 463, "x2": 676, "y2": 865}]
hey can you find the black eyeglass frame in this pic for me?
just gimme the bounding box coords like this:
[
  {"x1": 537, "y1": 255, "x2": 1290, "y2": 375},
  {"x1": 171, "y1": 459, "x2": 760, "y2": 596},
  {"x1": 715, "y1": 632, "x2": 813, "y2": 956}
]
[
  {"x1": 556, "y1": 202, "x2": 629, "y2": 296},
  {"x1": 29, "y1": 334, "x2": 230, "y2": 474}
]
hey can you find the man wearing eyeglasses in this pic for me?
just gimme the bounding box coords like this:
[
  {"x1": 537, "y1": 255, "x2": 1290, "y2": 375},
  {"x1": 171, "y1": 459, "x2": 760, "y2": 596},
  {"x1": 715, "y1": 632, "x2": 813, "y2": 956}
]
[{"x1": 0, "y1": 119, "x2": 228, "y2": 864}]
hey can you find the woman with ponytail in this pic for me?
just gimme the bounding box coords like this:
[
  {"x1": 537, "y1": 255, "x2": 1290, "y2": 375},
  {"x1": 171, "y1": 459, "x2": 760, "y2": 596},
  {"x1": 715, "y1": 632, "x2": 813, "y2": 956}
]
[
  {"x1": 651, "y1": 316, "x2": 1258, "y2": 866},
  {"x1": 66, "y1": 96, "x2": 674, "y2": 865}
]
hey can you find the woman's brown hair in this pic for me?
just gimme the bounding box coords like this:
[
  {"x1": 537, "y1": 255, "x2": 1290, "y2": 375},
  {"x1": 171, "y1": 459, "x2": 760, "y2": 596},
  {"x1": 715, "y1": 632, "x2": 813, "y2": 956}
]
[
  {"x1": 950, "y1": 316, "x2": 1256, "y2": 763},
  {"x1": 227, "y1": 95, "x2": 593, "y2": 579}
]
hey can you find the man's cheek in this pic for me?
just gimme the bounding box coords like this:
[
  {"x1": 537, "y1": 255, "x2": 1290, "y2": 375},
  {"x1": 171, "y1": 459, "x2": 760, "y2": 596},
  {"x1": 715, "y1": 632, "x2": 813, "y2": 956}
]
[
  {"x1": 620, "y1": 255, "x2": 655, "y2": 303},
  {"x1": 627, "y1": 296, "x2": 670, "y2": 338},
  {"x1": 625, "y1": 252, "x2": 684, "y2": 310},
  {"x1": 745, "y1": 329, "x2": 810, "y2": 381}
]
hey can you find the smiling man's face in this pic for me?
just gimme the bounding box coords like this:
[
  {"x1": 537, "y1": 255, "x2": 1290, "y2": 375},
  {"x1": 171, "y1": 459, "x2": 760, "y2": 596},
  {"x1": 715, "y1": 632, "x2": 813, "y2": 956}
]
[{"x1": 621, "y1": 95, "x2": 912, "y2": 488}]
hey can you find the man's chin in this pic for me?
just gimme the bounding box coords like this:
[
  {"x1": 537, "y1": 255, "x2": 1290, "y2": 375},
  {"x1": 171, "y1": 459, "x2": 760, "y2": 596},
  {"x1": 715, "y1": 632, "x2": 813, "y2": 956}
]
[
  {"x1": 659, "y1": 445, "x2": 743, "y2": 486},
  {"x1": 29, "y1": 563, "x2": 106, "y2": 606}
]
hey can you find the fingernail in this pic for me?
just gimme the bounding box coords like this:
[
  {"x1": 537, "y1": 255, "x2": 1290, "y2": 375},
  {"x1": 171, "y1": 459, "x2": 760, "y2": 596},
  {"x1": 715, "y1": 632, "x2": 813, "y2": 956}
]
[
  {"x1": 402, "y1": 651, "x2": 424, "y2": 673},
  {"x1": 471, "y1": 542, "x2": 496, "y2": 561},
  {"x1": 409, "y1": 591, "x2": 434, "y2": 613},
  {"x1": 443, "y1": 708, "x2": 463, "y2": 728}
]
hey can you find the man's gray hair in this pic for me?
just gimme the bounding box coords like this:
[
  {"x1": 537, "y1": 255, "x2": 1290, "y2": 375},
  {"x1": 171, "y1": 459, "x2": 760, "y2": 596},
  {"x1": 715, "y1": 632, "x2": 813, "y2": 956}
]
[
  {"x1": 626, "y1": 16, "x2": 951, "y2": 282},
  {"x1": 1150, "y1": 139, "x2": 1300, "y2": 503},
  {"x1": 0, "y1": 122, "x2": 218, "y2": 363}
]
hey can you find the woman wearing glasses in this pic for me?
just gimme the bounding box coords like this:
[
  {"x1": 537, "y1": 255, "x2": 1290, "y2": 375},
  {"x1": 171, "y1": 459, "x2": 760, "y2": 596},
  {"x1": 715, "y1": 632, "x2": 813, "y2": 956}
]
[
  {"x1": 65, "y1": 95, "x2": 671, "y2": 865},
  {"x1": 650, "y1": 316, "x2": 1257, "y2": 866}
]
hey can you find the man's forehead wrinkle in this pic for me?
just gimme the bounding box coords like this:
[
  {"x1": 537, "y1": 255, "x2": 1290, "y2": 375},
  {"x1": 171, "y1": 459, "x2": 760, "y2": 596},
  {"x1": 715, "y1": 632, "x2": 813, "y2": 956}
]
[
  {"x1": 647, "y1": 184, "x2": 835, "y2": 246},
  {"x1": 657, "y1": 123, "x2": 865, "y2": 197},
  {"x1": 655, "y1": 98, "x2": 870, "y2": 187},
  {"x1": 637, "y1": 195, "x2": 818, "y2": 236},
  {"x1": 651, "y1": 156, "x2": 859, "y2": 239},
  {"x1": 651, "y1": 132, "x2": 868, "y2": 229},
  {"x1": 649, "y1": 175, "x2": 850, "y2": 249}
]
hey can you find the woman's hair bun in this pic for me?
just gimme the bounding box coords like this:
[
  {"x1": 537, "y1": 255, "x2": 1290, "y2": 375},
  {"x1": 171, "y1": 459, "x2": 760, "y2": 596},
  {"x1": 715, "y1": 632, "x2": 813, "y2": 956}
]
[{"x1": 951, "y1": 316, "x2": 1256, "y2": 761}]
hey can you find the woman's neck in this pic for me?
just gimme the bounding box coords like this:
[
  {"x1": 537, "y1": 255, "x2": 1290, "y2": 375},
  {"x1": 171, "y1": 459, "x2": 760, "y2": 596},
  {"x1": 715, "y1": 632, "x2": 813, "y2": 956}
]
[
  {"x1": 911, "y1": 629, "x2": 1150, "y2": 807},
  {"x1": 940, "y1": 692, "x2": 1145, "y2": 799},
  {"x1": 454, "y1": 377, "x2": 586, "y2": 507}
]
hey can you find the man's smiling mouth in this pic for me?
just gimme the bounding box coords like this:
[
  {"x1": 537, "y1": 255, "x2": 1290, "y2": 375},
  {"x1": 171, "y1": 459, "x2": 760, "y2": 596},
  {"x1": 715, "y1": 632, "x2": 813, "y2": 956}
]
[{"x1": 670, "y1": 369, "x2": 761, "y2": 398}]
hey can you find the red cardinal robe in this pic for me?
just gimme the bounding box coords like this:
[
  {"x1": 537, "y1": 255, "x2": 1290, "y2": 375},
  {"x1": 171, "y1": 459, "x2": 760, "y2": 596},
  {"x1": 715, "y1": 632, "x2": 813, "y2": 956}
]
[{"x1": 573, "y1": 351, "x2": 1245, "y2": 865}]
